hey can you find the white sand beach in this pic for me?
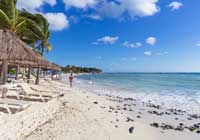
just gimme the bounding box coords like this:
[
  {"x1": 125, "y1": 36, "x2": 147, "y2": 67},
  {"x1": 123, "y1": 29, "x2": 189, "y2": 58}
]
[
  {"x1": 1, "y1": 1, "x2": 200, "y2": 140},
  {"x1": 1, "y1": 79, "x2": 198, "y2": 140}
]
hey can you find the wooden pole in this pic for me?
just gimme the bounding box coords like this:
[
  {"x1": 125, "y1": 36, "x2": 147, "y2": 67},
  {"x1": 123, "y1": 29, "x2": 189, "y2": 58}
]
[
  {"x1": 27, "y1": 66, "x2": 31, "y2": 83},
  {"x1": 35, "y1": 67, "x2": 40, "y2": 85},
  {"x1": 22, "y1": 67, "x2": 25, "y2": 79},
  {"x1": 0, "y1": 60, "x2": 8, "y2": 85},
  {"x1": 51, "y1": 70, "x2": 54, "y2": 80},
  {"x1": 15, "y1": 64, "x2": 19, "y2": 80}
]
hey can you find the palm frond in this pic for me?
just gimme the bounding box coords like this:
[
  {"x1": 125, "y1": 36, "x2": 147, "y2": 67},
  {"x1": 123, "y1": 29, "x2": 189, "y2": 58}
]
[{"x1": 0, "y1": 9, "x2": 11, "y2": 29}]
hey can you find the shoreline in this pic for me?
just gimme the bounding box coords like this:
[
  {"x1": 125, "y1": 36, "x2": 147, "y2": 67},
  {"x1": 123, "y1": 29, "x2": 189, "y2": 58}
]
[
  {"x1": 1, "y1": 79, "x2": 199, "y2": 140},
  {"x1": 24, "y1": 80, "x2": 200, "y2": 140}
]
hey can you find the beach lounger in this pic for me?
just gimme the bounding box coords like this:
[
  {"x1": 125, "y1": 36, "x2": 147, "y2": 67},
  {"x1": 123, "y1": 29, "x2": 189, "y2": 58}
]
[
  {"x1": 23, "y1": 78, "x2": 35, "y2": 83},
  {"x1": 30, "y1": 84, "x2": 64, "y2": 96},
  {"x1": 18, "y1": 83, "x2": 58, "y2": 102},
  {"x1": 1, "y1": 84, "x2": 23, "y2": 100},
  {"x1": 4, "y1": 84, "x2": 21, "y2": 90},
  {"x1": 0, "y1": 98, "x2": 31, "y2": 114}
]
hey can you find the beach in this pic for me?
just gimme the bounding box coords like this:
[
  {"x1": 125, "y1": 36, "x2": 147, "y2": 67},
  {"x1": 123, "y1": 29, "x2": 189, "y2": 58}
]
[
  {"x1": 1, "y1": 77, "x2": 197, "y2": 140},
  {"x1": 0, "y1": 1, "x2": 200, "y2": 140}
]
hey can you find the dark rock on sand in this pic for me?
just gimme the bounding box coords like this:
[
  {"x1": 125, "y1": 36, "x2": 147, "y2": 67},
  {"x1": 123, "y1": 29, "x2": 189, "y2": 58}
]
[
  {"x1": 124, "y1": 98, "x2": 134, "y2": 101},
  {"x1": 189, "y1": 114, "x2": 200, "y2": 119},
  {"x1": 179, "y1": 123, "x2": 183, "y2": 126},
  {"x1": 187, "y1": 118, "x2": 192, "y2": 120},
  {"x1": 123, "y1": 108, "x2": 127, "y2": 111},
  {"x1": 150, "y1": 122, "x2": 159, "y2": 128},
  {"x1": 93, "y1": 101, "x2": 98, "y2": 104},
  {"x1": 148, "y1": 110, "x2": 164, "y2": 116},
  {"x1": 126, "y1": 117, "x2": 134, "y2": 122},
  {"x1": 175, "y1": 126, "x2": 184, "y2": 131},
  {"x1": 165, "y1": 112, "x2": 170, "y2": 115},
  {"x1": 132, "y1": 103, "x2": 136, "y2": 106},
  {"x1": 188, "y1": 126, "x2": 196, "y2": 132},
  {"x1": 147, "y1": 103, "x2": 161, "y2": 109},
  {"x1": 160, "y1": 124, "x2": 174, "y2": 130},
  {"x1": 129, "y1": 127, "x2": 134, "y2": 134},
  {"x1": 196, "y1": 130, "x2": 200, "y2": 134},
  {"x1": 109, "y1": 106, "x2": 115, "y2": 110},
  {"x1": 193, "y1": 124, "x2": 200, "y2": 129}
]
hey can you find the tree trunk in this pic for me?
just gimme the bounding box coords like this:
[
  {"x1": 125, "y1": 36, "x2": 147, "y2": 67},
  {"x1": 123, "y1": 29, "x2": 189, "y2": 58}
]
[
  {"x1": 27, "y1": 67, "x2": 31, "y2": 83},
  {"x1": 0, "y1": 60, "x2": 8, "y2": 85},
  {"x1": 35, "y1": 67, "x2": 40, "y2": 85},
  {"x1": 15, "y1": 64, "x2": 19, "y2": 80}
]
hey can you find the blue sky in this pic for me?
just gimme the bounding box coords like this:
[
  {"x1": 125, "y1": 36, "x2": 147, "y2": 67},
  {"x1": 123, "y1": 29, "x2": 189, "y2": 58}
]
[{"x1": 17, "y1": 0, "x2": 200, "y2": 72}]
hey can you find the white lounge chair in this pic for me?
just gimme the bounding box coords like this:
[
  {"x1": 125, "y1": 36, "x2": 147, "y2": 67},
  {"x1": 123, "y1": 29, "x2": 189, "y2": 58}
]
[
  {"x1": 18, "y1": 83, "x2": 58, "y2": 102},
  {"x1": 0, "y1": 98, "x2": 31, "y2": 114},
  {"x1": 30, "y1": 84, "x2": 64, "y2": 96},
  {"x1": 23, "y1": 78, "x2": 35, "y2": 83}
]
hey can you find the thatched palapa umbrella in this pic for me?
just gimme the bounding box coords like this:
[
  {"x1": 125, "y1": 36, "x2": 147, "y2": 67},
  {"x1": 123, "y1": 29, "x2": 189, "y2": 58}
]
[
  {"x1": 50, "y1": 63, "x2": 61, "y2": 80},
  {"x1": 0, "y1": 30, "x2": 40, "y2": 85},
  {"x1": 51, "y1": 63, "x2": 61, "y2": 71}
]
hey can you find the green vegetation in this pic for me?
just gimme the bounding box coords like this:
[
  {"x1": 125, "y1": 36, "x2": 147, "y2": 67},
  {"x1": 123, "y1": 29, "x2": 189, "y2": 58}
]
[
  {"x1": 0, "y1": 0, "x2": 25, "y2": 34},
  {"x1": 62, "y1": 65, "x2": 103, "y2": 74},
  {"x1": 8, "y1": 68, "x2": 16, "y2": 74},
  {"x1": 0, "y1": 0, "x2": 52, "y2": 55}
]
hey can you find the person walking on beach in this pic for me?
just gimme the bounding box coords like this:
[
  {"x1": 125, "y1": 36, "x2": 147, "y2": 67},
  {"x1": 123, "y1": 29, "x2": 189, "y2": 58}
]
[{"x1": 69, "y1": 73, "x2": 74, "y2": 88}]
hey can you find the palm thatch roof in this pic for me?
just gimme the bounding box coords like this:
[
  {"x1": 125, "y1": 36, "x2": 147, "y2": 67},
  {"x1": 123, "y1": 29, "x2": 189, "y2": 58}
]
[
  {"x1": 0, "y1": 29, "x2": 61, "y2": 71},
  {"x1": 33, "y1": 53, "x2": 51, "y2": 68},
  {"x1": 0, "y1": 30, "x2": 39, "y2": 63},
  {"x1": 51, "y1": 63, "x2": 61, "y2": 71}
]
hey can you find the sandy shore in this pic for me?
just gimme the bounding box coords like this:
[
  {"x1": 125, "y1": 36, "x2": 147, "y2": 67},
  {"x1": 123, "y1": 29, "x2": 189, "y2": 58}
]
[
  {"x1": 20, "y1": 80, "x2": 200, "y2": 140},
  {"x1": 0, "y1": 79, "x2": 199, "y2": 140}
]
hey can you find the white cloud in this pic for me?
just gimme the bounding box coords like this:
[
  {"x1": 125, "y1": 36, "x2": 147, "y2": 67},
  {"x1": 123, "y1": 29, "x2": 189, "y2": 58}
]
[
  {"x1": 97, "y1": 36, "x2": 119, "y2": 44},
  {"x1": 63, "y1": 0, "x2": 97, "y2": 9},
  {"x1": 63, "y1": 0, "x2": 159, "y2": 19},
  {"x1": 144, "y1": 51, "x2": 152, "y2": 56},
  {"x1": 17, "y1": 0, "x2": 56, "y2": 12},
  {"x1": 123, "y1": 41, "x2": 142, "y2": 48},
  {"x1": 44, "y1": 13, "x2": 69, "y2": 31},
  {"x1": 97, "y1": 0, "x2": 160, "y2": 18},
  {"x1": 146, "y1": 37, "x2": 157, "y2": 46},
  {"x1": 122, "y1": 0, "x2": 160, "y2": 17},
  {"x1": 86, "y1": 14, "x2": 102, "y2": 20},
  {"x1": 168, "y1": 1, "x2": 183, "y2": 10}
]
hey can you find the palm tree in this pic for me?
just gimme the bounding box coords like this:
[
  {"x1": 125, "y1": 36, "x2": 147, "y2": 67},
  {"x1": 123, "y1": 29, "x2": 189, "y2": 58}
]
[
  {"x1": 20, "y1": 10, "x2": 52, "y2": 56},
  {"x1": 0, "y1": 0, "x2": 25, "y2": 33}
]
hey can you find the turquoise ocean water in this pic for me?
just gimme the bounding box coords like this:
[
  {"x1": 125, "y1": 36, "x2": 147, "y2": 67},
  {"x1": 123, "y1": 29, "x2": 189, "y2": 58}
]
[{"x1": 73, "y1": 73, "x2": 200, "y2": 113}]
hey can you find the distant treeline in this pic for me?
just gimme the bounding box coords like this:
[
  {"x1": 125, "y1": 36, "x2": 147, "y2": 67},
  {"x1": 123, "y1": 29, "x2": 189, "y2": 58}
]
[{"x1": 62, "y1": 65, "x2": 103, "y2": 74}]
